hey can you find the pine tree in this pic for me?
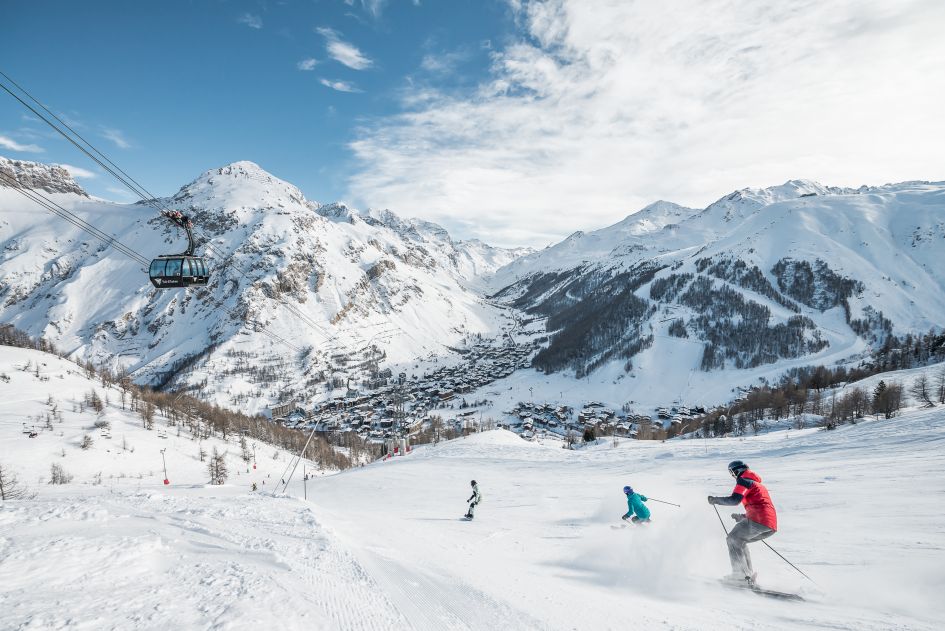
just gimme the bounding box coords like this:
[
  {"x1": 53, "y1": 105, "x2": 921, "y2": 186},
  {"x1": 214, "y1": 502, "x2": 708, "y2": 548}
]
[
  {"x1": 0, "y1": 463, "x2": 35, "y2": 500},
  {"x1": 49, "y1": 462, "x2": 73, "y2": 485},
  {"x1": 140, "y1": 401, "x2": 155, "y2": 430},
  {"x1": 208, "y1": 447, "x2": 228, "y2": 485},
  {"x1": 936, "y1": 366, "x2": 945, "y2": 405},
  {"x1": 909, "y1": 374, "x2": 934, "y2": 407},
  {"x1": 240, "y1": 435, "x2": 252, "y2": 464},
  {"x1": 872, "y1": 380, "x2": 887, "y2": 415},
  {"x1": 872, "y1": 380, "x2": 903, "y2": 419}
]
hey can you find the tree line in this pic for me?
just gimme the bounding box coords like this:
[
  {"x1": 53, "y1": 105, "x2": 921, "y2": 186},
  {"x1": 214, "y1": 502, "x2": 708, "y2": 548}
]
[
  {"x1": 0, "y1": 324, "x2": 382, "y2": 491},
  {"x1": 674, "y1": 336, "x2": 945, "y2": 439}
]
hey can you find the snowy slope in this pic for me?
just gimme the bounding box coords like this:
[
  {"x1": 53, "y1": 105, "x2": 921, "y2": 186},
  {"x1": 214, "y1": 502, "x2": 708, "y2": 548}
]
[
  {"x1": 0, "y1": 346, "x2": 315, "y2": 488},
  {"x1": 0, "y1": 158, "x2": 524, "y2": 413},
  {"x1": 3, "y1": 361, "x2": 944, "y2": 630}
]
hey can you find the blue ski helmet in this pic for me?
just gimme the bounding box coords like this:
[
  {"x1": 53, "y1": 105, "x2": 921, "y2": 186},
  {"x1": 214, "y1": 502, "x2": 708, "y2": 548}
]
[{"x1": 623, "y1": 485, "x2": 633, "y2": 495}]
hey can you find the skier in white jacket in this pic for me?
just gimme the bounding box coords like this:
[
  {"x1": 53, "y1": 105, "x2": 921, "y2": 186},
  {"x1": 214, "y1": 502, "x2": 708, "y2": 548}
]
[{"x1": 465, "y1": 480, "x2": 481, "y2": 519}]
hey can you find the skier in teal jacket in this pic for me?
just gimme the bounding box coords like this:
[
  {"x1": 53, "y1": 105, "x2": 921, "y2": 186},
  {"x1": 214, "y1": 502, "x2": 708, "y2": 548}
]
[{"x1": 622, "y1": 485, "x2": 651, "y2": 523}]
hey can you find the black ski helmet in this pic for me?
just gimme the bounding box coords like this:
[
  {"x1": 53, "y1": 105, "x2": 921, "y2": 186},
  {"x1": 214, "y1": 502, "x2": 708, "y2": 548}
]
[
  {"x1": 470, "y1": 480, "x2": 477, "y2": 486},
  {"x1": 727, "y1": 460, "x2": 748, "y2": 476}
]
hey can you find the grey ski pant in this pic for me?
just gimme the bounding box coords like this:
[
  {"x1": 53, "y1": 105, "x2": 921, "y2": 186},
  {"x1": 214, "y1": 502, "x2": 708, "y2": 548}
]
[
  {"x1": 727, "y1": 519, "x2": 775, "y2": 576},
  {"x1": 467, "y1": 500, "x2": 479, "y2": 517}
]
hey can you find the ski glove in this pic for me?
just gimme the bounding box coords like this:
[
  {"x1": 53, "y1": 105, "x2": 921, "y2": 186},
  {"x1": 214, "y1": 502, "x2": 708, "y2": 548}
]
[
  {"x1": 707, "y1": 495, "x2": 718, "y2": 505},
  {"x1": 731, "y1": 513, "x2": 747, "y2": 522}
]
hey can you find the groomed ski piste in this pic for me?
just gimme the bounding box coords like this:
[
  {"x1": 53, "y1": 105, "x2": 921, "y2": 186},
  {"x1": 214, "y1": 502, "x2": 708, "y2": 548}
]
[{"x1": 2, "y1": 347, "x2": 944, "y2": 630}]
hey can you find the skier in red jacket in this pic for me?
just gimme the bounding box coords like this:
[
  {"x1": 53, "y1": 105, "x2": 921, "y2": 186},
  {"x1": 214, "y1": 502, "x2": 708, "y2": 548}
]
[{"x1": 707, "y1": 460, "x2": 777, "y2": 584}]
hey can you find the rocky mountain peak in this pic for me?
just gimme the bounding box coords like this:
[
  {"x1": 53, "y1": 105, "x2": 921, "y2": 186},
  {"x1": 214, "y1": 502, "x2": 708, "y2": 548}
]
[
  {"x1": 0, "y1": 156, "x2": 88, "y2": 196},
  {"x1": 316, "y1": 202, "x2": 356, "y2": 223},
  {"x1": 171, "y1": 161, "x2": 308, "y2": 213}
]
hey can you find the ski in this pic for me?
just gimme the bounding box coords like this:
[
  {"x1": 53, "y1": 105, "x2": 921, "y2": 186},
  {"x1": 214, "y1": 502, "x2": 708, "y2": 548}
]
[{"x1": 718, "y1": 579, "x2": 805, "y2": 602}]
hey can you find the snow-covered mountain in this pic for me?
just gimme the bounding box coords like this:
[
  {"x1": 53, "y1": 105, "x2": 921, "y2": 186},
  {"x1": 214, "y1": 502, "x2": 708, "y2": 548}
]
[
  {"x1": 0, "y1": 157, "x2": 525, "y2": 412},
  {"x1": 346, "y1": 206, "x2": 531, "y2": 290},
  {"x1": 491, "y1": 179, "x2": 945, "y2": 399},
  {"x1": 4, "y1": 154, "x2": 943, "y2": 414}
]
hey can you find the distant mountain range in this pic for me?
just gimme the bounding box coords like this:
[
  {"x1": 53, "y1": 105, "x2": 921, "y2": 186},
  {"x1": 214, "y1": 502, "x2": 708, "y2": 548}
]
[
  {"x1": 491, "y1": 179, "x2": 945, "y2": 390},
  {"x1": 2, "y1": 154, "x2": 943, "y2": 412},
  {"x1": 0, "y1": 156, "x2": 527, "y2": 412}
]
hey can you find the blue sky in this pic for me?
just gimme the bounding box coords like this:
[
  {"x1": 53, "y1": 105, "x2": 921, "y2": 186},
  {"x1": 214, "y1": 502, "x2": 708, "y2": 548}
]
[
  {"x1": 1, "y1": 1, "x2": 509, "y2": 209},
  {"x1": 3, "y1": 1, "x2": 945, "y2": 247}
]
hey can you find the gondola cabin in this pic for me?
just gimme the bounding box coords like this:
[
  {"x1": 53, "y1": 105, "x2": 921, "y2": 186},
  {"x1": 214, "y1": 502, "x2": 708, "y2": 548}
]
[
  {"x1": 149, "y1": 255, "x2": 209, "y2": 288},
  {"x1": 149, "y1": 209, "x2": 210, "y2": 289}
]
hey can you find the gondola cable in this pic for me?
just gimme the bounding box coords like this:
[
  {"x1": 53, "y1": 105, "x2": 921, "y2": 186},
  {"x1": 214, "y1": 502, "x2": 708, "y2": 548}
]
[
  {"x1": 3, "y1": 73, "x2": 339, "y2": 346},
  {"x1": 0, "y1": 172, "x2": 150, "y2": 266},
  {"x1": 1, "y1": 70, "x2": 383, "y2": 366},
  {"x1": 0, "y1": 174, "x2": 303, "y2": 353}
]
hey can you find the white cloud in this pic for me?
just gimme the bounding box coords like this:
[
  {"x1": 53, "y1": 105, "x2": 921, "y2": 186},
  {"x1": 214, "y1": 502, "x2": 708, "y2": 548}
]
[
  {"x1": 238, "y1": 13, "x2": 263, "y2": 29},
  {"x1": 297, "y1": 58, "x2": 319, "y2": 71},
  {"x1": 346, "y1": 0, "x2": 945, "y2": 247},
  {"x1": 0, "y1": 134, "x2": 44, "y2": 153},
  {"x1": 420, "y1": 49, "x2": 472, "y2": 74},
  {"x1": 101, "y1": 128, "x2": 131, "y2": 149},
  {"x1": 344, "y1": 0, "x2": 390, "y2": 18},
  {"x1": 57, "y1": 164, "x2": 97, "y2": 179},
  {"x1": 317, "y1": 27, "x2": 373, "y2": 70},
  {"x1": 320, "y1": 78, "x2": 361, "y2": 93}
]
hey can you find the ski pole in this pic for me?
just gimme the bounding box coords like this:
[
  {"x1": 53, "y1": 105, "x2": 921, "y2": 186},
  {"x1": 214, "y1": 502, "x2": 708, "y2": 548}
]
[
  {"x1": 714, "y1": 504, "x2": 817, "y2": 586},
  {"x1": 761, "y1": 541, "x2": 818, "y2": 586},
  {"x1": 647, "y1": 497, "x2": 681, "y2": 507},
  {"x1": 712, "y1": 504, "x2": 729, "y2": 535}
]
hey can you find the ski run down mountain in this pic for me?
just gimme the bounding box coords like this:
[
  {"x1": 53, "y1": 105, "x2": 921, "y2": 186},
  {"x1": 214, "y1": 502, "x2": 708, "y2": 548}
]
[
  {"x1": 1, "y1": 155, "x2": 943, "y2": 414},
  {"x1": 2, "y1": 345, "x2": 944, "y2": 630}
]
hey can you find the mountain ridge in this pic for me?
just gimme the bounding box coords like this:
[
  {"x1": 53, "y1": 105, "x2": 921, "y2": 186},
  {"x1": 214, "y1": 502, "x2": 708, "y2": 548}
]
[
  {"x1": 491, "y1": 178, "x2": 945, "y2": 392},
  {"x1": 0, "y1": 156, "x2": 523, "y2": 413},
  {"x1": 3, "y1": 153, "x2": 942, "y2": 415}
]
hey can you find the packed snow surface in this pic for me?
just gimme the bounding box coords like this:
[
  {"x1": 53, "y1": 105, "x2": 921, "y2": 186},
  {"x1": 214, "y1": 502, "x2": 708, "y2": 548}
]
[{"x1": 2, "y1": 351, "x2": 944, "y2": 629}]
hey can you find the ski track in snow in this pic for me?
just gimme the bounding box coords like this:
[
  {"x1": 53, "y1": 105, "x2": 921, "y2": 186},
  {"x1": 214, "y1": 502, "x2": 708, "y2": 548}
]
[
  {"x1": 0, "y1": 491, "x2": 409, "y2": 630},
  {"x1": 300, "y1": 407, "x2": 945, "y2": 631}
]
